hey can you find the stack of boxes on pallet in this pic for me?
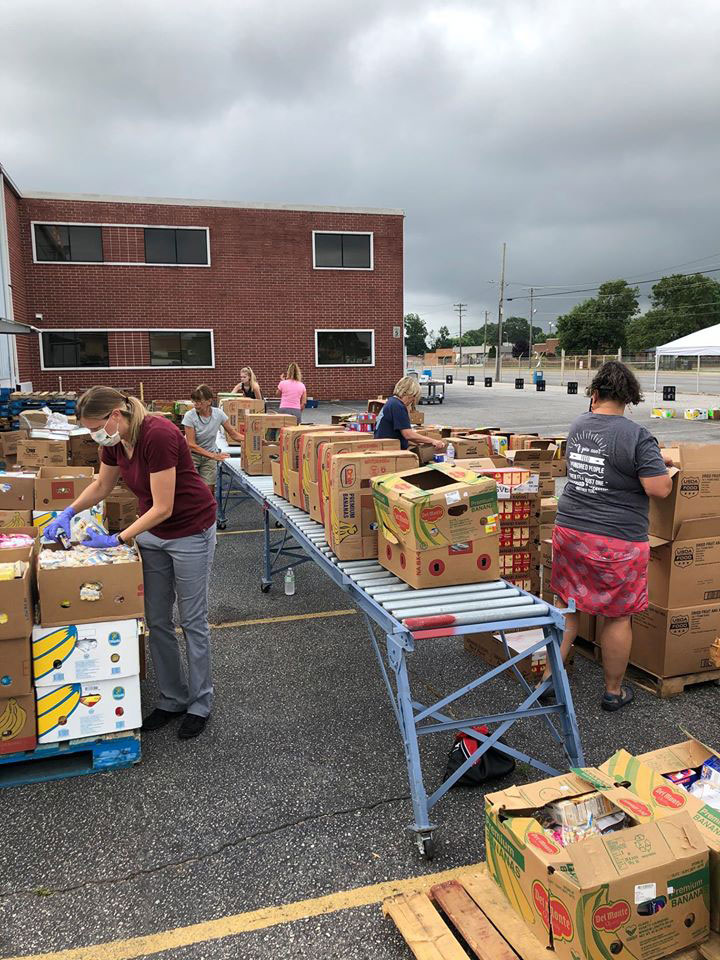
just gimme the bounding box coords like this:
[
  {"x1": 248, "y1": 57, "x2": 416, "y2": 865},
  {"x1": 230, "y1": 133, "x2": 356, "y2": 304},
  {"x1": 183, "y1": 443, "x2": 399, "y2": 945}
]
[{"x1": 0, "y1": 434, "x2": 145, "y2": 759}]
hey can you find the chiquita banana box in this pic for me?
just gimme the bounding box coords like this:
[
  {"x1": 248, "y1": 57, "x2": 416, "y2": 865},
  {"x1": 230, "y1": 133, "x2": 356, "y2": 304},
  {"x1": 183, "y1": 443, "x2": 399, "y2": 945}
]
[
  {"x1": 36, "y1": 675, "x2": 141, "y2": 744},
  {"x1": 0, "y1": 694, "x2": 36, "y2": 755},
  {"x1": 485, "y1": 769, "x2": 710, "y2": 960},
  {"x1": 32, "y1": 618, "x2": 141, "y2": 687},
  {"x1": 372, "y1": 464, "x2": 499, "y2": 588},
  {"x1": 327, "y1": 451, "x2": 418, "y2": 561}
]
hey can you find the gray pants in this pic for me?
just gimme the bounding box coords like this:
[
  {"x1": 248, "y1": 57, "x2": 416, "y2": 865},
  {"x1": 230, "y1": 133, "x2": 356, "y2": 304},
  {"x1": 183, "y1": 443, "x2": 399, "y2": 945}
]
[
  {"x1": 278, "y1": 407, "x2": 302, "y2": 423},
  {"x1": 136, "y1": 526, "x2": 217, "y2": 717}
]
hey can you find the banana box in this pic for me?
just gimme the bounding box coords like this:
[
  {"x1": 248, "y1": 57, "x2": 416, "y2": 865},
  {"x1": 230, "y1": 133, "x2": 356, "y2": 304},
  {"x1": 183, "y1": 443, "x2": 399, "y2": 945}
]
[
  {"x1": 218, "y1": 397, "x2": 264, "y2": 431},
  {"x1": 0, "y1": 472, "x2": 35, "y2": 510},
  {"x1": 32, "y1": 618, "x2": 141, "y2": 687},
  {"x1": 278, "y1": 425, "x2": 328, "y2": 507},
  {"x1": 0, "y1": 510, "x2": 32, "y2": 528},
  {"x1": 0, "y1": 693, "x2": 36, "y2": 755},
  {"x1": 33, "y1": 503, "x2": 106, "y2": 544},
  {"x1": 0, "y1": 559, "x2": 33, "y2": 641},
  {"x1": 34, "y1": 466, "x2": 95, "y2": 510},
  {"x1": 327, "y1": 451, "x2": 418, "y2": 561},
  {"x1": 486, "y1": 772, "x2": 710, "y2": 960},
  {"x1": 652, "y1": 408, "x2": 676, "y2": 419},
  {"x1": 297, "y1": 429, "x2": 346, "y2": 511},
  {"x1": 241, "y1": 415, "x2": 296, "y2": 476},
  {"x1": 35, "y1": 674, "x2": 142, "y2": 744},
  {"x1": 602, "y1": 742, "x2": 720, "y2": 931},
  {"x1": 0, "y1": 636, "x2": 32, "y2": 696},
  {"x1": 685, "y1": 408, "x2": 709, "y2": 421},
  {"x1": 372, "y1": 464, "x2": 499, "y2": 588},
  {"x1": 317, "y1": 438, "x2": 401, "y2": 525}
]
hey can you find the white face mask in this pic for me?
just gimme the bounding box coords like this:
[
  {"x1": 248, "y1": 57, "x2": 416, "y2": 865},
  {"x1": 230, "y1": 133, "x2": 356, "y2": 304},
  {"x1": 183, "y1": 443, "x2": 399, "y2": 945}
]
[{"x1": 91, "y1": 416, "x2": 122, "y2": 447}]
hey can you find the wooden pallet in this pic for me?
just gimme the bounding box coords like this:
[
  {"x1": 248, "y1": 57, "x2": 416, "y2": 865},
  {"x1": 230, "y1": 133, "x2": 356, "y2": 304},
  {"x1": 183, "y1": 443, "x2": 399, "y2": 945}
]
[
  {"x1": 0, "y1": 731, "x2": 141, "y2": 787},
  {"x1": 574, "y1": 636, "x2": 720, "y2": 698},
  {"x1": 383, "y1": 866, "x2": 716, "y2": 960}
]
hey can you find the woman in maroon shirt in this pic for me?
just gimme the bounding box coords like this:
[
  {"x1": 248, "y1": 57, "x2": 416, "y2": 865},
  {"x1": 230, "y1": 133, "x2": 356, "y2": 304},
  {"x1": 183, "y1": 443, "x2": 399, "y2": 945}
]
[{"x1": 44, "y1": 387, "x2": 217, "y2": 740}]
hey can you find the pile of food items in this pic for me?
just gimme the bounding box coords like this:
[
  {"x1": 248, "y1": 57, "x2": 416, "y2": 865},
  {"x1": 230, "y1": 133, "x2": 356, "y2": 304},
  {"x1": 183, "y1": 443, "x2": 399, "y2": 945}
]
[
  {"x1": 38, "y1": 545, "x2": 139, "y2": 568},
  {"x1": 663, "y1": 756, "x2": 720, "y2": 807},
  {"x1": 532, "y1": 791, "x2": 627, "y2": 847}
]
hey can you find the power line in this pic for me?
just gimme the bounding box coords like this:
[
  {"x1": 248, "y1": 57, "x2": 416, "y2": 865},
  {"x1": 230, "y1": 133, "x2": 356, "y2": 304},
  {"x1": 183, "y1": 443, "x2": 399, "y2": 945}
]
[{"x1": 506, "y1": 267, "x2": 720, "y2": 302}]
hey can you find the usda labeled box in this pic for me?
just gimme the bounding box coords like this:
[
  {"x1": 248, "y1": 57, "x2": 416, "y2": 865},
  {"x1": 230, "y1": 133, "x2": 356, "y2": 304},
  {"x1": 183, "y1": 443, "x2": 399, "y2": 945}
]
[
  {"x1": 648, "y1": 518, "x2": 720, "y2": 607},
  {"x1": 650, "y1": 445, "x2": 720, "y2": 540},
  {"x1": 32, "y1": 618, "x2": 141, "y2": 686},
  {"x1": 486, "y1": 771, "x2": 710, "y2": 960},
  {"x1": 36, "y1": 675, "x2": 141, "y2": 744},
  {"x1": 632, "y1": 602, "x2": 720, "y2": 677}
]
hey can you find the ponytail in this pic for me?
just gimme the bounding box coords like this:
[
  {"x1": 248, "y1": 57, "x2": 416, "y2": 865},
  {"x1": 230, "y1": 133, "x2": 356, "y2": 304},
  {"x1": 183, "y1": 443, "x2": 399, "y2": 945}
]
[{"x1": 77, "y1": 386, "x2": 148, "y2": 446}]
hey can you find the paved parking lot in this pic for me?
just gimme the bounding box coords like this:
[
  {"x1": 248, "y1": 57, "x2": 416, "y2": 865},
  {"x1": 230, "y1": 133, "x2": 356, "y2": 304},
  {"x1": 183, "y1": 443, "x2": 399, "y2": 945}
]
[{"x1": 2, "y1": 382, "x2": 719, "y2": 960}]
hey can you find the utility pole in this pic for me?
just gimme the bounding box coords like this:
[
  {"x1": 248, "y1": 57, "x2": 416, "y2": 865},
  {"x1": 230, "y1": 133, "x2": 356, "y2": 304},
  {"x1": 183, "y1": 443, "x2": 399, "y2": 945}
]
[
  {"x1": 453, "y1": 302, "x2": 467, "y2": 368},
  {"x1": 483, "y1": 309, "x2": 489, "y2": 357},
  {"x1": 529, "y1": 287, "x2": 534, "y2": 366},
  {"x1": 495, "y1": 242, "x2": 507, "y2": 381}
]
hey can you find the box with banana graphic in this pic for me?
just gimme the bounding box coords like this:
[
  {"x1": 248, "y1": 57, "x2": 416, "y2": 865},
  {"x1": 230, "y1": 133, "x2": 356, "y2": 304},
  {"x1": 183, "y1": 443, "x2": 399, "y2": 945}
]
[
  {"x1": 486, "y1": 769, "x2": 710, "y2": 960},
  {"x1": 241, "y1": 415, "x2": 296, "y2": 476},
  {"x1": 32, "y1": 619, "x2": 141, "y2": 687},
  {"x1": 372, "y1": 465, "x2": 499, "y2": 588},
  {"x1": 35, "y1": 675, "x2": 142, "y2": 744},
  {"x1": 0, "y1": 694, "x2": 36, "y2": 755},
  {"x1": 318, "y1": 438, "x2": 401, "y2": 526}
]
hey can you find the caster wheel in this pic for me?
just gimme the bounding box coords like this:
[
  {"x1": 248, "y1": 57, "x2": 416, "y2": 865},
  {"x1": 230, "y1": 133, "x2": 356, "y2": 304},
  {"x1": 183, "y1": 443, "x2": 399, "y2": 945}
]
[
  {"x1": 274, "y1": 521, "x2": 283, "y2": 529},
  {"x1": 261, "y1": 583, "x2": 271, "y2": 593},
  {"x1": 416, "y1": 835, "x2": 436, "y2": 859},
  {"x1": 216, "y1": 521, "x2": 227, "y2": 531}
]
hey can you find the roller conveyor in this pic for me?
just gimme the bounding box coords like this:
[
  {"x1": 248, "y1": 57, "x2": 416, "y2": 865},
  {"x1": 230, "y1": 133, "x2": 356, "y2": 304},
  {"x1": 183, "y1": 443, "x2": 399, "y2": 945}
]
[{"x1": 216, "y1": 457, "x2": 584, "y2": 857}]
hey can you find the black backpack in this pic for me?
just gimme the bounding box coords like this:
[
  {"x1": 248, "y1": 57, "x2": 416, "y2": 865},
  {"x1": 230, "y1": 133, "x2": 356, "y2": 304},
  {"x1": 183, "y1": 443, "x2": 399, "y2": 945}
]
[{"x1": 443, "y1": 724, "x2": 516, "y2": 787}]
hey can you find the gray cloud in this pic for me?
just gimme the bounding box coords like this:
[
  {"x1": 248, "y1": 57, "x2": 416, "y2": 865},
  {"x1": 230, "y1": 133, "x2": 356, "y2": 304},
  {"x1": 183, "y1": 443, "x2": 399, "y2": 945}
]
[{"x1": 2, "y1": 0, "x2": 719, "y2": 334}]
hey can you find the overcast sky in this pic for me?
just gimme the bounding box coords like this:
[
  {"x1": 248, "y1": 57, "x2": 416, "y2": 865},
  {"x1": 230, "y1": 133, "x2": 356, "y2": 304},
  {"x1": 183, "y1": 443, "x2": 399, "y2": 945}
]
[{"x1": 2, "y1": 0, "x2": 719, "y2": 338}]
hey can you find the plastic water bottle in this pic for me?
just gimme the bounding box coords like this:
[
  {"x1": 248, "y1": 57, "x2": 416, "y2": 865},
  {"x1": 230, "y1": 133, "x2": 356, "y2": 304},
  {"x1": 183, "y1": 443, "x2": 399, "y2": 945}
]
[
  {"x1": 284, "y1": 568, "x2": 296, "y2": 596},
  {"x1": 446, "y1": 441, "x2": 455, "y2": 462}
]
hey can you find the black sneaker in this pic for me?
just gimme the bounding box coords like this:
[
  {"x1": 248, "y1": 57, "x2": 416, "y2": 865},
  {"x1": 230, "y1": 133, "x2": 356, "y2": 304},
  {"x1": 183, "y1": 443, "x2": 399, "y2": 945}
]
[
  {"x1": 534, "y1": 681, "x2": 557, "y2": 706},
  {"x1": 601, "y1": 684, "x2": 635, "y2": 712},
  {"x1": 178, "y1": 714, "x2": 208, "y2": 740},
  {"x1": 142, "y1": 708, "x2": 185, "y2": 731}
]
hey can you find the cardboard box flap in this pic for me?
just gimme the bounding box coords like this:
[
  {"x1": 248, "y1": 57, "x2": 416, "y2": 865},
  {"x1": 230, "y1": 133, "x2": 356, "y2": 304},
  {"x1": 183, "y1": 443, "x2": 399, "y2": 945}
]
[
  {"x1": 638, "y1": 737, "x2": 720, "y2": 772},
  {"x1": 486, "y1": 771, "x2": 596, "y2": 812},
  {"x1": 569, "y1": 813, "x2": 704, "y2": 888},
  {"x1": 678, "y1": 444, "x2": 720, "y2": 468},
  {"x1": 648, "y1": 534, "x2": 668, "y2": 549},
  {"x1": 675, "y1": 517, "x2": 720, "y2": 541},
  {"x1": 507, "y1": 447, "x2": 556, "y2": 463},
  {"x1": 375, "y1": 464, "x2": 487, "y2": 500}
]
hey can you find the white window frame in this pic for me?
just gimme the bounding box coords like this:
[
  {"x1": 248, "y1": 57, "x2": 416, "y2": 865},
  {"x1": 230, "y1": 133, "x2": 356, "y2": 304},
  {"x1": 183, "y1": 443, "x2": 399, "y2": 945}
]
[
  {"x1": 312, "y1": 230, "x2": 373, "y2": 271},
  {"x1": 315, "y1": 328, "x2": 375, "y2": 368},
  {"x1": 38, "y1": 328, "x2": 215, "y2": 370},
  {"x1": 31, "y1": 222, "x2": 211, "y2": 267}
]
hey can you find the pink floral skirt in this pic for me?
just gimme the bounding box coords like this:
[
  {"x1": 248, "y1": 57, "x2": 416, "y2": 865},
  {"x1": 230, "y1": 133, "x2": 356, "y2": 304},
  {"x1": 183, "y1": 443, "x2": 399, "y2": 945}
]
[{"x1": 550, "y1": 525, "x2": 650, "y2": 618}]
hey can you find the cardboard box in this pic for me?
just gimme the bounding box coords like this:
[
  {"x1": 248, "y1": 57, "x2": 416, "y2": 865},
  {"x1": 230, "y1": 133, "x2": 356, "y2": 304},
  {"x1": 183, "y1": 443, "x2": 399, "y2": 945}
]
[
  {"x1": 0, "y1": 636, "x2": 32, "y2": 696},
  {"x1": 649, "y1": 519, "x2": 720, "y2": 606},
  {"x1": 317, "y1": 438, "x2": 401, "y2": 525},
  {"x1": 271, "y1": 457, "x2": 283, "y2": 497},
  {"x1": 464, "y1": 627, "x2": 572, "y2": 681},
  {"x1": 36, "y1": 674, "x2": 142, "y2": 744},
  {"x1": 541, "y1": 537, "x2": 553, "y2": 567},
  {"x1": 0, "y1": 510, "x2": 32, "y2": 528},
  {"x1": 650, "y1": 445, "x2": 720, "y2": 540},
  {"x1": 373, "y1": 464, "x2": 499, "y2": 588},
  {"x1": 604, "y1": 742, "x2": 720, "y2": 931},
  {"x1": 447, "y1": 436, "x2": 491, "y2": 458},
  {"x1": 685, "y1": 408, "x2": 709, "y2": 420},
  {"x1": 17, "y1": 438, "x2": 68, "y2": 468},
  {"x1": 219, "y1": 397, "x2": 264, "y2": 430},
  {"x1": 498, "y1": 525, "x2": 538, "y2": 550},
  {"x1": 470, "y1": 466, "x2": 539, "y2": 499},
  {"x1": 0, "y1": 561, "x2": 33, "y2": 641},
  {"x1": 551, "y1": 460, "x2": 567, "y2": 477},
  {"x1": 104, "y1": 488, "x2": 139, "y2": 532},
  {"x1": 506, "y1": 446, "x2": 556, "y2": 476},
  {"x1": 326, "y1": 451, "x2": 418, "y2": 561},
  {"x1": 497, "y1": 498, "x2": 541, "y2": 525},
  {"x1": 499, "y1": 549, "x2": 535, "y2": 577},
  {"x1": 509, "y1": 433, "x2": 539, "y2": 450},
  {"x1": 651, "y1": 408, "x2": 676, "y2": 419},
  {"x1": 539, "y1": 496, "x2": 558, "y2": 523},
  {"x1": 0, "y1": 430, "x2": 28, "y2": 458},
  {"x1": 68, "y1": 433, "x2": 100, "y2": 467},
  {"x1": 485, "y1": 773, "x2": 710, "y2": 960},
  {"x1": 277, "y1": 424, "x2": 327, "y2": 504},
  {"x1": 242, "y1": 414, "x2": 296, "y2": 476},
  {"x1": 631, "y1": 602, "x2": 720, "y2": 676},
  {"x1": 34, "y1": 503, "x2": 106, "y2": 544},
  {"x1": 0, "y1": 693, "x2": 36, "y2": 755},
  {"x1": 37, "y1": 547, "x2": 144, "y2": 627},
  {"x1": 0, "y1": 472, "x2": 35, "y2": 510},
  {"x1": 32, "y1": 618, "x2": 141, "y2": 686},
  {"x1": 540, "y1": 522, "x2": 554, "y2": 541},
  {"x1": 505, "y1": 573, "x2": 541, "y2": 594},
  {"x1": 34, "y1": 466, "x2": 95, "y2": 510},
  {"x1": 298, "y1": 429, "x2": 346, "y2": 511}
]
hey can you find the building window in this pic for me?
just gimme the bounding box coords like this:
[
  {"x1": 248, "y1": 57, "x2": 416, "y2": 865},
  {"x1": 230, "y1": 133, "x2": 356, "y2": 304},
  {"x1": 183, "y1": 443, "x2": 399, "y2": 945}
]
[
  {"x1": 315, "y1": 329, "x2": 374, "y2": 366},
  {"x1": 144, "y1": 228, "x2": 209, "y2": 265},
  {"x1": 149, "y1": 331, "x2": 214, "y2": 366},
  {"x1": 41, "y1": 331, "x2": 109, "y2": 368},
  {"x1": 34, "y1": 224, "x2": 103, "y2": 263},
  {"x1": 313, "y1": 232, "x2": 372, "y2": 270}
]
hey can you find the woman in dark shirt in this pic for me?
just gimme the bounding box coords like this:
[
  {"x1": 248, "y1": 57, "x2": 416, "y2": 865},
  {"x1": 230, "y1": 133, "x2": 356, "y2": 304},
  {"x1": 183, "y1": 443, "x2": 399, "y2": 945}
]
[
  {"x1": 374, "y1": 377, "x2": 446, "y2": 451},
  {"x1": 44, "y1": 387, "x2": 217, "y2": 740},
  {"x1": 548, "y1": 362, "x2": 672, "y2": 711}
]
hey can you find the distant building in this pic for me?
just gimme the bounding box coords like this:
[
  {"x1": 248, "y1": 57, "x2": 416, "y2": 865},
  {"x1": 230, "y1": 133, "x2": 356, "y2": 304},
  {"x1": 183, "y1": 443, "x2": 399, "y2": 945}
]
[{"x1": 534, "y1": 337, "x2": 560, "y2": 357}]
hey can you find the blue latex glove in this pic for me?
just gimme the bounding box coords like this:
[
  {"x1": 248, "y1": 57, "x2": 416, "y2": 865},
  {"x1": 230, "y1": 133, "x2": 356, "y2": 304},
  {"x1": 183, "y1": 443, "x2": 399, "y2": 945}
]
[
  {"x1": 83, "y1": 529, "x2": 121, "y2": 549},
  {"x1": 44, "y1": 506, "x2": 75, "y2": 542}
]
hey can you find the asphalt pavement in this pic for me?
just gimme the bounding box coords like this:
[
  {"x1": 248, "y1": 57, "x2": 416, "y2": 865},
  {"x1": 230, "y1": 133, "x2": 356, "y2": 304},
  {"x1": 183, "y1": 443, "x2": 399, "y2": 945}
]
[{"x1": 2, "y1": 384, "x2": 719, "y2": 960}]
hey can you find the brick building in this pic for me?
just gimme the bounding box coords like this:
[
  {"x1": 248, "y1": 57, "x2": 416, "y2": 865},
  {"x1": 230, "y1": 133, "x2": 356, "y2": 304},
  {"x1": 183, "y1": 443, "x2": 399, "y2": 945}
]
[{"x1": 0, "y1": 163, "x2": 405, "y2": 401}]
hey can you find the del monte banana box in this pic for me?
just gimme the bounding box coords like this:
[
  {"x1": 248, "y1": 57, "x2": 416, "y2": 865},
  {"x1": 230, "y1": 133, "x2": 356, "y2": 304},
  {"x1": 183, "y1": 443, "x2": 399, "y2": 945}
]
[
  {"x1": 0, "y1": 693, "x2": 36, "y2": 755},
  {"x1": 327, "y1": 450, "x2": 418, "y2": 561},
  {"x1": 317, "y1": 438, "x2": 401, "y2": 525},
  {"x1": 485, "y1": 772, "x2": 710, "y2": 960},
  {"x1": 372, "y1": 464, "x2": 499, "y2": 588},
  {"x1": 36, "y1": 674, "x2": 141, "y2": 744},
  {"x1": 603, "y1": 742, "x2": 720, "y2": 930},
  {"x1": 32, "y1": 618, "x2": 141, "y2": 686},
  {"x1": 278, "y1": 425, "x2": 326, "y2": 507}
]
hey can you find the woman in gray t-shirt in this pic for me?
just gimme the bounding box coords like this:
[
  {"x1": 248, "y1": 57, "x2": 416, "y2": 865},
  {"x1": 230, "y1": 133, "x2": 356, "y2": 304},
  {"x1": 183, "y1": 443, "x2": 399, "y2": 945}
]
[
  {"x1": 182, "y1": 385, "x2": 244, "y2": 490},
  {"x1": 548, "y1": 362, "x2": 672, "y2": 712}
]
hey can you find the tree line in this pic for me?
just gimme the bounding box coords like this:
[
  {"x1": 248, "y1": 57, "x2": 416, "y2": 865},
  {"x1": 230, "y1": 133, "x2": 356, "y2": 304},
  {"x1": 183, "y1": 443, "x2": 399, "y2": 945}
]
[{"x1": 405, "y1": 273, "x2": 720, "y2": 358}]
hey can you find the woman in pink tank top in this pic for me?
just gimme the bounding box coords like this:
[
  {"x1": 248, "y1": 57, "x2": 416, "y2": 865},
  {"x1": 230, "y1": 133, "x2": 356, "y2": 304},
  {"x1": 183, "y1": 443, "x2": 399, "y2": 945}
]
[{"x1": 277, "y1": 362, "x2": 307, "y2": 423}]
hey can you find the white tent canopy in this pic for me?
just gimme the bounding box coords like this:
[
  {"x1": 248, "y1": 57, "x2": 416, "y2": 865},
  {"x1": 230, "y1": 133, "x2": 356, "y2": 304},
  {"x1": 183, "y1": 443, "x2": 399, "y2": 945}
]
[
  {"x1": 653, "y1": 322, "x2": 720, "y2": 397},
  {"x1": 656, "y1": 323, "x2": 720, "y2": 357}
]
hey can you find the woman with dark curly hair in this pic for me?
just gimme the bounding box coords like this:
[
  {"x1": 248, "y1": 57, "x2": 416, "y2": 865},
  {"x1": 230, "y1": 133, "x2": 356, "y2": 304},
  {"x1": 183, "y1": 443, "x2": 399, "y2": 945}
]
[{"x1": 546, "y1": 361, "x2": 673, "y2": 711}]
